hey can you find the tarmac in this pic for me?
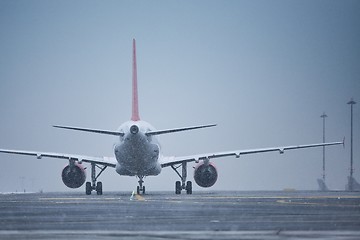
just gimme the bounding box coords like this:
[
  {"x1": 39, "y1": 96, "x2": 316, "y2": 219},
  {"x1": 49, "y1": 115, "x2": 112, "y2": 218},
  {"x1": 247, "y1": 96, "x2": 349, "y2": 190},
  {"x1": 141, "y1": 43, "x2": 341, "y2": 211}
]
[{"x1": 0, "y1": 190, "x2": 359, "y2": 239}]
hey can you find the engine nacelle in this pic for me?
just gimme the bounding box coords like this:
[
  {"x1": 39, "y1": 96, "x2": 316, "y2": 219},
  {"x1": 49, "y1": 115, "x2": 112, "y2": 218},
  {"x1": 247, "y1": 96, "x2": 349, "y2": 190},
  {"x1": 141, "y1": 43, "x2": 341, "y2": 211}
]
[
  {"x1": 194, "y1": 162, "x2": 218, "y2": 188},
  {"x1": 61, "y1": 163, "x2": 86, "y2": 189}
]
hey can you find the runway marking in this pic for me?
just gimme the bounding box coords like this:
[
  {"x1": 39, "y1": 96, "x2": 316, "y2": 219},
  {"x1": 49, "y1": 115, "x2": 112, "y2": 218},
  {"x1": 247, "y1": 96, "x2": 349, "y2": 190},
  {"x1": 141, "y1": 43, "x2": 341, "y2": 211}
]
[
  {"x1": 276, "y1": 199, "x2": 360, "y2": 207},
  {"x1": 201, "y1": 195, "x2": 360, "y2": 200},
  {"x1": 37, "y1": 194, "x2": 360, "y2": 206},
  {"x1": 2, "y1": 230, "x2": 360, "y2": 239},
  {"x1": 38, "y1": 197, "x2": 122, "y2": 201}
]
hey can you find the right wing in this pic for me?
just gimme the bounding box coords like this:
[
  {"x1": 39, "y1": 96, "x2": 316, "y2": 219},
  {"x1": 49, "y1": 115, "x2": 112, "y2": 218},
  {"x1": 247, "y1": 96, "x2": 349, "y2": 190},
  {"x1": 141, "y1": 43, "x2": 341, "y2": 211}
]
[
  {"x1": 161, "y1": 140, "x2": 344, "y2": 167},
  {"x1": 0, "y1": 149, "x2": 117, "y2": 167}
]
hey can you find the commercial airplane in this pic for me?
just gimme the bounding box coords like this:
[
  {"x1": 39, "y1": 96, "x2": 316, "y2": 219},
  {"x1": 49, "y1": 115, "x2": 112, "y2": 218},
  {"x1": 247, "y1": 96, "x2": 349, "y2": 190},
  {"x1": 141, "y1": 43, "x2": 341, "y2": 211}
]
[{"x1": 0, "y1": 39, "x2": 344, "y2": 195}]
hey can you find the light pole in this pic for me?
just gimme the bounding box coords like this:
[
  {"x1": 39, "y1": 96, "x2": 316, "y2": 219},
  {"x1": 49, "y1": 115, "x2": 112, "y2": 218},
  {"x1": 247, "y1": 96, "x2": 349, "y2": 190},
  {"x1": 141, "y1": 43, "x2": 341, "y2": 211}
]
[
  {"x1": 320, "y1": 112, "x2": 328, "y2": 182},
  {"x1": 347, "y1": 98, "x2": 356, "y2": 191}
]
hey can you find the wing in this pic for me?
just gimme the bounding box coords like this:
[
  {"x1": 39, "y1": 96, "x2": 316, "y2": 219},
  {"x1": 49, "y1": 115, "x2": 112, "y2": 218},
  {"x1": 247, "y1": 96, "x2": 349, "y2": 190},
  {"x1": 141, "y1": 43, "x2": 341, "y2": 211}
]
[
  {"x1": 0, "y1": 149, "x2": 117, "y2": 167},
  {"x1": 160, "y1": 140, "x2": 344, "y2": 167}
]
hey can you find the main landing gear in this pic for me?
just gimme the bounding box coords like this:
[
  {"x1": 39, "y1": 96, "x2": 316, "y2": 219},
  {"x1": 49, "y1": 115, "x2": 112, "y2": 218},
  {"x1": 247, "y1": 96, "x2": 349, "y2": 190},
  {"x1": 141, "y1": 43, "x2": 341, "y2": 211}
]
[
  {"x1": 86, "y1": 163, "x2": 107, "y2": 195},
  {"x1": 137, "y1": 175, "x2": 145, "y2": 194},
  {"x1": 171, "y1": 162, "x2": 192, "y2": 194}
]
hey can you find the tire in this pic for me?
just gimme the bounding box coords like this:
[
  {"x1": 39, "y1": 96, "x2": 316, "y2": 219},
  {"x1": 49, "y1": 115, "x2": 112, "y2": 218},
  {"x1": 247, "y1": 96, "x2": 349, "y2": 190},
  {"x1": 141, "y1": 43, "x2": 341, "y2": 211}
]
[
  {"x1": 142, "y1": 186, "x2": 146, "y2": 195},
  {"x1": 186, "y1": 181, "x2": 192, "y2": 195},
  {"x1": 137, "y1": 186, "x2": 140, "y2": 194},
  {"x1": 96, "y1": 182, "x2": 103, "y2": 195},
  {"x1": 175, "y1": 181, "x2": 181, "y2": 194},
  {"x1": 86, "y1": 182, "x2": 92, "y2": 195}
]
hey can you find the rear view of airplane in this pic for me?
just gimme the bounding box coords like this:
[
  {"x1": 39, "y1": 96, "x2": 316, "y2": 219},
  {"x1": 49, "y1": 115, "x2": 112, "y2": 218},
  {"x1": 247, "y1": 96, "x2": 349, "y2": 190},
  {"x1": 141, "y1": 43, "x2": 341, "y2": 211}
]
[{"x1": 0, "y1": 39, "x2": 344, "y2": 195}]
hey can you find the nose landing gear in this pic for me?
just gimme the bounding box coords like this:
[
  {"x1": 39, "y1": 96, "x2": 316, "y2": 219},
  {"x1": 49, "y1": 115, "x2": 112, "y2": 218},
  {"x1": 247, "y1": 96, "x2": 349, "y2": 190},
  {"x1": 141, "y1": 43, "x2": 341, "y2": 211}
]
[{"x1": 137, "y1": 176, "x2": 146, "y2": 194}]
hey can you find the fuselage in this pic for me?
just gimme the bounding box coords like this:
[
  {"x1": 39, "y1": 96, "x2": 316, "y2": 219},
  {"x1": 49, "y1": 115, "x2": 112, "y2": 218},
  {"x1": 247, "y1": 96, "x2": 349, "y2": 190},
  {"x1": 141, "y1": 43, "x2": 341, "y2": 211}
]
[{"x1": 114, "y1": 120, "x2": 162, "y2": 177}]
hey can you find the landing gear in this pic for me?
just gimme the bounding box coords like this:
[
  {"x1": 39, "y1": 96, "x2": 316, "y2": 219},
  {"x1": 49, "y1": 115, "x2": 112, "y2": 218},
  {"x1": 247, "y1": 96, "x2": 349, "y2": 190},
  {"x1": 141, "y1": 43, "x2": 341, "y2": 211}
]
[
  {"x1": 137, "y1": 176, "x2": 146, "y2": 194},
  {"x1": 171, "y1": 162, "x2": 192, "y2": 194},
  {"x1": 176, "y1": 181, "x2": 192, "y2": 194},
  {"x1": 85, "y1": 163, "x2": 107, "y2": 195}
]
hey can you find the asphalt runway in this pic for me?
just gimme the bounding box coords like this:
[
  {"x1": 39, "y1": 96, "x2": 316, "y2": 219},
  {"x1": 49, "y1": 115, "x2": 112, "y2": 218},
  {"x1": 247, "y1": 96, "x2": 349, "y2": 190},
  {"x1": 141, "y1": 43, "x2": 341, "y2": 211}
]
[{"x1": 0, "y1": 191, "x2": 359, "y2": 239}]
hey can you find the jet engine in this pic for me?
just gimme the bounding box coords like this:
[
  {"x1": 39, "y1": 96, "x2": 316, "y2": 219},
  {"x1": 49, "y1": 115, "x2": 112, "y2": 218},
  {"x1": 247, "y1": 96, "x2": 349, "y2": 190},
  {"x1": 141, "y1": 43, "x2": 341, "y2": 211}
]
[
  {"x1": 61, "y1": 163, "x2": 86, "y2": 188},
  {"x1": 193, "y1": 162, "x2": 218, "y2": 188}
]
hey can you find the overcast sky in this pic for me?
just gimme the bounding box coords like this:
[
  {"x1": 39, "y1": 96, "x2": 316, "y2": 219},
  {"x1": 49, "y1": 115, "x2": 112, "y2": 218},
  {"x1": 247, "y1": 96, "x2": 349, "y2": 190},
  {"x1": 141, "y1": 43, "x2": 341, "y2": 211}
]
[{"x1": 0, "y1": 0, "x2": 359, "y2": 193}]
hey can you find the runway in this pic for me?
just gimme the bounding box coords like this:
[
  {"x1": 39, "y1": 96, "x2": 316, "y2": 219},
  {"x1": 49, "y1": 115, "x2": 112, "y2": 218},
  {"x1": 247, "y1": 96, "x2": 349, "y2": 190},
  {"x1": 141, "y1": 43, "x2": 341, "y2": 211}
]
[{"x1": 0, "y1": 191, "x2": 359, "y2": 239}]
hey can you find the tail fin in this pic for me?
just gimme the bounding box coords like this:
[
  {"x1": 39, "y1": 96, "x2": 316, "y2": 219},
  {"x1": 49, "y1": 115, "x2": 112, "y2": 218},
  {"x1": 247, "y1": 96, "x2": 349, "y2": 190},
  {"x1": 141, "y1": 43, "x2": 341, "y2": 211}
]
[{"x1": 131, "y1": 39, "x2": 140, "y2": 121}]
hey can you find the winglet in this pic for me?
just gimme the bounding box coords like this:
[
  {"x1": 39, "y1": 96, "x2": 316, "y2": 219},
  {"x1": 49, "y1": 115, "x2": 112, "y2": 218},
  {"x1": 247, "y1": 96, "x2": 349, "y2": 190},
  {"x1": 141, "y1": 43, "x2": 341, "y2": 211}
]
[{"x1": 131, "y1": 38, "x2": 140, "y2": 121}]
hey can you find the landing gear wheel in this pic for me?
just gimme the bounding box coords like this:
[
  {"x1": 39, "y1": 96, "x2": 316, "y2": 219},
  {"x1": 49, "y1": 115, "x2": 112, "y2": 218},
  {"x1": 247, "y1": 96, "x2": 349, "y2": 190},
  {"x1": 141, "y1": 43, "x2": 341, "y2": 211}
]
[
  {"x1": 86, "y1": 182, "x2": 92, "y2": 195},
  {"x1": 186, "y1": 181, "x2": 192, "y2": 195},
  {"x1": 96, "y1": 182, "x2": 103, "y2": 195},
  {"x1": 137, "y1": 185, "x2": 146, "y2": 195},
  {"x1": 175, "y1": 181, "x2": 181, "y2": 194}
]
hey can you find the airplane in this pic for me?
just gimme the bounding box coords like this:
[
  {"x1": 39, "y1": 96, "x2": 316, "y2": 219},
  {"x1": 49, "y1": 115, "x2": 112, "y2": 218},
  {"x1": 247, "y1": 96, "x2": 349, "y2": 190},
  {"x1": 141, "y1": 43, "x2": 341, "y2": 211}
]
[{"x1": 0, "y1": 39, "x2": 344, "y2": 195}]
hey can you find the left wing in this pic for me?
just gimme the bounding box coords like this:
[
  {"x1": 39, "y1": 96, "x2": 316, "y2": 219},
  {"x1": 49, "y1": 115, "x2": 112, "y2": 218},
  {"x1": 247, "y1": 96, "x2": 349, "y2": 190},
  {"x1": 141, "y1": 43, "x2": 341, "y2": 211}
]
[
  {"x1": 161, "y1": 140, "x2": 344, "y2": 167},
  {"x1": 0, "y1": 149, "x2": 117, "y2": 167}
]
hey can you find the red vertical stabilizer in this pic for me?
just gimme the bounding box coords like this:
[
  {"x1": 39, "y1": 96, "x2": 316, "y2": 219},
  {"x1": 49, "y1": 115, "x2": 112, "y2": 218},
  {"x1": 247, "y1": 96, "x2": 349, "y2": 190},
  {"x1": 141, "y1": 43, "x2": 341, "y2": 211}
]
[{"x1": 131, "y1": 39, "x2": 140, "y2": 121}]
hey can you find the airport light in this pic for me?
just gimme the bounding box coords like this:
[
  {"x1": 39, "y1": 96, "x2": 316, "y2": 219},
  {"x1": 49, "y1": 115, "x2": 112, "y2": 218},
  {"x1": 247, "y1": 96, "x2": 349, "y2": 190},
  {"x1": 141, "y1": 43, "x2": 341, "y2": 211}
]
[
  {"x1": 347, "y1": 98, "x2": 356, "y2": 191},
  {"x1": 320, "y1": 112, "x2": 328, "y2": 182}
]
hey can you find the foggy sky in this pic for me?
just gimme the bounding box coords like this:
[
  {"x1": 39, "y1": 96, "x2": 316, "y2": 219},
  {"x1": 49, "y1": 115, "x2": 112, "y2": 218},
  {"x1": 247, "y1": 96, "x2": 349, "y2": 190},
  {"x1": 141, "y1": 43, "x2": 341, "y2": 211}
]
[{"x1": 0, "y1": 0, "x2": 359, "y2": 193}]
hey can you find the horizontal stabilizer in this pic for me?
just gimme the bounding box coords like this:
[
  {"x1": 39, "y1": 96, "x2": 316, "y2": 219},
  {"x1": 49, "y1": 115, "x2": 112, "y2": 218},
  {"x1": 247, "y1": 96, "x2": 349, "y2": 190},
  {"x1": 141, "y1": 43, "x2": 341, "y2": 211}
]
[
  {"x1": 146, "y1": 124, "x2": 217, "y2": 136},
  {"x1": 53, "y1": 125, "x2": 124, "y2": 136}
]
